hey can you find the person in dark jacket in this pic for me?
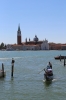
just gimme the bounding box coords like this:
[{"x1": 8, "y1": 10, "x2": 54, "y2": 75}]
[{"x1": 49, "y1": 62, "x2": 52, "y2": 69}]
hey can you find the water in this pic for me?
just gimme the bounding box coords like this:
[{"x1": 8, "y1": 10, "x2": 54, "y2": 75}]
[{"x1": 0, "y1": 50, "x2": 66, "y2": 100}]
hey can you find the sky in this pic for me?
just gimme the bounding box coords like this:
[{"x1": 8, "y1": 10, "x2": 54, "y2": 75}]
[{"x1": 0, "y1": 0, "x2": 66, "y2": 44}]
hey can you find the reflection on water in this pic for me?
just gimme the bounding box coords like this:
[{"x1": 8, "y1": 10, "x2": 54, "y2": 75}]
[
  {"x1": 43, "y1": 78, "x2": 58, "y2": 87},
  {"x1": 44, "y1": 81, "x2": 52, "y2": 87},
  {"x1": 43, "y1": 80, "x2": 52, "y2": 87}
]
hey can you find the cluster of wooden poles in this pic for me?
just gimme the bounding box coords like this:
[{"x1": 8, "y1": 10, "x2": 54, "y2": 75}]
[
  {"x1": 0, "y1": 59, "x2": 15, "y2": 78},
  {"x1": 60, "y1": 56, "x2": 66, "y2": 66}
]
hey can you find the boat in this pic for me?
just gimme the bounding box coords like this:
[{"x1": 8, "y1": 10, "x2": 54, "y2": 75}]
[
  {"x1": 44, "y1": 68, "x2": 53, "y2": 81},
  {"x1": 0, "y1": 70, "x2": 6, "y2": 78},
  {"x1": 54, "y1": 55, "x2": 66, "y2": 60}
]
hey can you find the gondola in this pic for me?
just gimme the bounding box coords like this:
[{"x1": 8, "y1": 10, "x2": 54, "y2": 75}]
[{"x1": 44, "y1": 68, "x2": 53, "y2": 81}]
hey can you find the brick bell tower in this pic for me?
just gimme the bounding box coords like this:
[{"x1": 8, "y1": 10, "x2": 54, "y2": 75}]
[{"x1": 17, "y1": 25, "x2": 22, "y2": 45}]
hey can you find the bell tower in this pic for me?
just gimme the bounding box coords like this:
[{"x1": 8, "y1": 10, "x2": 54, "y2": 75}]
[{"x1": 17, "y1": 25, "x2": 22, "y2": 45}]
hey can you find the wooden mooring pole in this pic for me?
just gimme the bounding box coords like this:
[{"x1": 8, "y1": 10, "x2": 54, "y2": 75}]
[
  {"x1": 2, "y1": 63, "x2": 4, "y2": 77},
  {"x1": 64, "y1": 57, "x2": 66, "y2": 66},
  {"x1": 60, "y1": 55, "x2": 61, "y2": 61},
  {"x1": 11, "y1": 58, "x2": 15, "y2": 77},
  {"x1": 11, "y1": 63, "x2": 14, "y2": 77}
]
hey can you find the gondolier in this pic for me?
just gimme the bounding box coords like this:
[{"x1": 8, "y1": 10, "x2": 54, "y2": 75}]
[{"x1": 47, "y1": 62, "x2": 52, "y2": 69}]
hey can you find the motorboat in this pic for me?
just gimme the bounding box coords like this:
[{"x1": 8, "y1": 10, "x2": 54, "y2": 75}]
[
  {"x1": 54, "y1": 55, "x2": 66, "y2": 60},
  {"x1": 44, "y1": 68, "x2": 53, "y2": 81}
]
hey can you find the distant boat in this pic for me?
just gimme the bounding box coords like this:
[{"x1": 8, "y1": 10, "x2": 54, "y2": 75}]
[
  {"x1": 0, "y1": 70, "x2": 6, "y2": 78},
  {"x1": 54, "y1": 55, "x2": 66, "y2": 60}
]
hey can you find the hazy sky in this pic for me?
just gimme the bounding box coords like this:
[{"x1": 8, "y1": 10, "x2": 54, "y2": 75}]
[{"x1": 0, "y1": 0, "x2": 66, "y2": 44}]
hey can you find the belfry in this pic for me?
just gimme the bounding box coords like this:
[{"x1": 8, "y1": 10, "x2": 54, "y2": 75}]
[{"x1": 17, "y1": 25, "x2": 22, "y2": 45}]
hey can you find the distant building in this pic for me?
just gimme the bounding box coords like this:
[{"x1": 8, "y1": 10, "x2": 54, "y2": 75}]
[
  {"x1": 6, "y1": 44, "x2": 14, "y2": 51},
  {"x1": 41, "y1": 39, "x2": 49, "y2": 50},
  {"x1": 22, "y1": 44, "x2": 40, "y2": 50},
  {"x1": 17, "y1": 25, "x2": 22, "y2": 45},
  {"x1": 6, "y1": 25, "x2": 50, "y2": 51},
  {"x1": 61, "y1": 45, "x2": 66, "y2": 50},
  {"x1": 49, "y1": 43, "x2": 61, "y2": 50}
]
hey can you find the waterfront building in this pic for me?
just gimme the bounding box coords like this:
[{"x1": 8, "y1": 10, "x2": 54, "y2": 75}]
[
  {"x1": 6, "y1": 25, "x2": 50, "y2": 50},
  {"x1": 22, "y1": 44, "x2": 40, "y2": 50},
  {"x1": 49, "y1": 43, "x2": 61, "y2": 50},
  {"x1": 41, "y1": 39, "x2": 49, "y2": 50},
  {"x1": 6, "y1": 44, "x2": 14, "y2": 51},
  {"x1": 61, "y1": 45, "x2": 66, "y2": 50}
]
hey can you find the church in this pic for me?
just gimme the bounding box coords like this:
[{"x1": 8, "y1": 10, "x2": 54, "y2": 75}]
[{"x1": 6, "y1": 25, "x2": 49, "y2": 50}]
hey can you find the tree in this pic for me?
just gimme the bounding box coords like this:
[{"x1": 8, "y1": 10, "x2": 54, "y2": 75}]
[
  {"x1": 1, "y1": 42, "x2": 4, "y2": 48},
  {"x1": 4, "y1": 44, "x2": 7, "y2": 49}
]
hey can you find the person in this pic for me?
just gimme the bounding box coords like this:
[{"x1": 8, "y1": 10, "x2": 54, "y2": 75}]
[
  {"x1": 44, "y1": 62, "x2": 53, "y2": 76},
  {"x1": 48, "y1": 62, "x2": 52, "y2": 69},
  {"x1": 44, "y1": 62, "x2": 52, "y2": 73}
]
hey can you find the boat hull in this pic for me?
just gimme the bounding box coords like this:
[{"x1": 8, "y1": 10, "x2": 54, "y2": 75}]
[
  {"x1": 44, "y1": 74, "x2": 53, "y2": 81},
  {"x1": 0, "y1": 70, "x2": 6, "y2": 78},
  {"x1": 44, "y1": 68, "x2": 53, "y2": 81},
  {"x1": 54, "y1": 56, "x2": 66, "y2": 60}
]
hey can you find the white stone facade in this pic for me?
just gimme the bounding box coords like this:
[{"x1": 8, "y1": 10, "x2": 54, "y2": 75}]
[
  {"x1": 6, "y1": 44, "x2": 14, "y2": 51},
  {"x1": 41, "y1": 39, "x2": 49, "y2": 50}
]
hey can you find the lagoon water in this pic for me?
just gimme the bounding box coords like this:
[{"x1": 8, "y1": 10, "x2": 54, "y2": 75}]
[{"x1": 0, "y1": 50, "x2": 66, "y2": 100}]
